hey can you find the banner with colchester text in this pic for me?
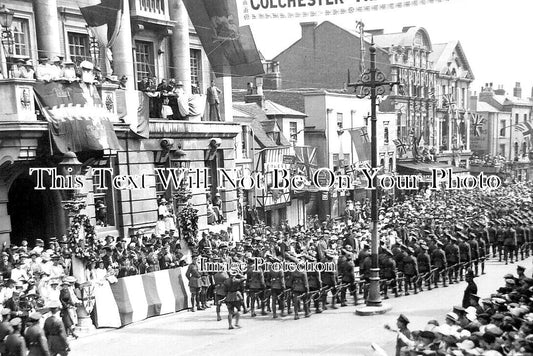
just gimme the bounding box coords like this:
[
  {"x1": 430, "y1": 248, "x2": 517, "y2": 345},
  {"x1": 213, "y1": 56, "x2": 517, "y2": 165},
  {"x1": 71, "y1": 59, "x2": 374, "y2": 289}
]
[{"x1": 237, "y1": 0, "x2": 449, "y2": 23}]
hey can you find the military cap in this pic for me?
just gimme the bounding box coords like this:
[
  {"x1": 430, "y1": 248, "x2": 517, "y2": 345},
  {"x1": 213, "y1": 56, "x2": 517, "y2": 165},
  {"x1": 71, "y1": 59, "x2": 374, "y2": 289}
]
[
  {"x1": 517, "y1": 265, "x2": 526, "y2": 271},
  {"x1": 28, "y1": 312, "x2": 42, "y2": 321},
  {"x1": 419, "y1": 330, "x2": 436, "y2": 340},
  {"x1": 10, "y1": 318, "x2": 22, "y2": 327},
  {"x1": 397, "y1": 314, "x2": 410, "y2": 324}
]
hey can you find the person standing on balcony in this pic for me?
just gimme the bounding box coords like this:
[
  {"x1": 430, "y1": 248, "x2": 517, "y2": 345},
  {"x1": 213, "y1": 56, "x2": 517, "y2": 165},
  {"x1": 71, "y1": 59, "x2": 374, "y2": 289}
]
[{"x1": 206, "y1": 80, "x2": 221, "y2": 121}]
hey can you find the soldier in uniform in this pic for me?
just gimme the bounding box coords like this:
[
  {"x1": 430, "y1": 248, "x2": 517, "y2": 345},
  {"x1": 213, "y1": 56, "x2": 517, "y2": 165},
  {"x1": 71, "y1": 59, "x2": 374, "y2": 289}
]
[
  {"x1": 0, "y1": 308, "x2": 13, "y2": 355},
  {"x1": 416, "y1": 244, "x2": 432, "y2": 291},
  {"x1": 475, "y1": 233, "x2": 487, "y2": 275},
  {"x1": 468, "y1": 232, "x2": 480, "y2": 276},
  {"x1": 380, "y1": 248, "x2": 398, "y2": 299},
  {"x1": 213, "y1": 261, "x2": 229, "y2": 322},
  {"x1": 246, "y1": 257, "x2": 266, "y2": 317},
  {"x1": 185, "y1": 254, "x2": 203, "y2": 311},
  {"x1": 458, "y1": 234, "x2": 471, "y2": 281},
  {"x1": 268, "y1": 255, "x2": 286, "y2": 318},
  {"x1": 290, "y1": 258, "x2": 309, "y2": 320},
  {"x1": 515, "y1": 220, "x2": 526, "y2": 261},
  {"x1": 199, "y1": 255, "x2": 212, "y2": 310},
  {"x1": 222, "y1": 270, "x2": 245, "y2": 330},
  {"x1": 495, "y1": 220, "x2": 506, "y2": 262},
  {"x1": 402, "y1": 247, "x2": 419, "y2": 295},
  {"x1": 431, "y1": 241, "x2": 448, "y2": 288},
  {"x1": 321, "y1": 250, "x2": 338, "y2": 309},
  {"x1": 4, "y1": 317, "x2": 26, "y2": 356},
  {"x1": 503, "y1": 220, "x2": 517, "y2": 264},
  {"x1": 305, "y1": 253, "x2": 322, "y2": 314},
  {"x1": 486, "y1": 220, "x2": 497, "y2": 258},
  {"x1": 444, "y1": 235, "x2": 459, "y2": 284},
  {"x1": 24, "y1": 312, "x2": 49, "y2": 356},
  {"x1": 339, "y1": 246, "x2": 357, "y2": 306}
]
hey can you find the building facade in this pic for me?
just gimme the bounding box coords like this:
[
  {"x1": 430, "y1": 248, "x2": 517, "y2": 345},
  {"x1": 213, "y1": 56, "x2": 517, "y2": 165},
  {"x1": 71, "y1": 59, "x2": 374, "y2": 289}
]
[{"x1": 0, "y1": 0, "x2": 245, "y2": 246}]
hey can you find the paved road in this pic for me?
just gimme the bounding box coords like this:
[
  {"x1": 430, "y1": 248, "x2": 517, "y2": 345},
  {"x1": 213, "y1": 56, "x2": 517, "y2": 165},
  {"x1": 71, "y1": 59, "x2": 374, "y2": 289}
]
[{"x1": 71, "y1": 257, "x2": 532, "y2": 356}]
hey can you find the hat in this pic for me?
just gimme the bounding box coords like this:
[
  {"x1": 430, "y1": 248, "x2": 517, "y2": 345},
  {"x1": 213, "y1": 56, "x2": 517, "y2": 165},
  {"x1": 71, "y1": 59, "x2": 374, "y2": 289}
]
[
  {"x1": 50, "y1": 279, "x2": 60, "y2": 285},
  {"x1": 175, "y1": 81, "x2": 184, "y2": 87},
  {"x1": 397, "y1": 314, "x2": 410, "y2": 324},
  {"x1": 9, "y1": 318, "x2": 22, "y2": 327},
  {"x1": 446, "y1": 312, "x2": 459, "y2": 322},
  {"x1": 28, "y1": 312, "x2": 42, "y2": 321},
  {"x1": 80, "y1": 60, "x2": 94, "y2": 70},
  {"x1": 419, "y1": 330, "x2": 436, "y2": 340},
  {"x1": 458, "y1": 340, "x2": 475, "y2": 351},
  {"x1": 48, "y1": 300, "x2": 61, "y2": 309},
  {"x1": 517, "y1": 265, "x2": 526, "y2": 271}
]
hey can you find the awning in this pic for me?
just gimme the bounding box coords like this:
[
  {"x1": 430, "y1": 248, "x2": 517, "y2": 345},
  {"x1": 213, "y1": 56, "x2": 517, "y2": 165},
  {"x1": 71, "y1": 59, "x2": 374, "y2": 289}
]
[{"x1": 396, "y1": 162, "x2": 469, "y2": 174}]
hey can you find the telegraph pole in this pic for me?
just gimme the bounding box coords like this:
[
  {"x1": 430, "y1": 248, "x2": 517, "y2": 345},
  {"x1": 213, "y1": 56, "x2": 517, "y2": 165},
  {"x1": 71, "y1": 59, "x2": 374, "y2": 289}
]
[{"x1": 349, "y1": 38, "x2": 400, "y2": 315}]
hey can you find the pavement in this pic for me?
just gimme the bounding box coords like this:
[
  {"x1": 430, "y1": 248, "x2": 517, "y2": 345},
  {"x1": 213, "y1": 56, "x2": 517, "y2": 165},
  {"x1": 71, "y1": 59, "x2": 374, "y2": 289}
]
[{"x1": 71, "y1": 256, "x2": 532, "y2": 356}]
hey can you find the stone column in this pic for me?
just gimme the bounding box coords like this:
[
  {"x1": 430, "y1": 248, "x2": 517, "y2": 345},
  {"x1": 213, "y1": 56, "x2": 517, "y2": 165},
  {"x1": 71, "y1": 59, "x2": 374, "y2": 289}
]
[
  {"x1": 169, "y1": 0, "x2": 191, "y2": 94},
  {"x1": 33, "y1": 0, "x2": 61, "y2": 58},
  {"x1": 111, "y1": 0, "x2": 135, "y2": 90}
]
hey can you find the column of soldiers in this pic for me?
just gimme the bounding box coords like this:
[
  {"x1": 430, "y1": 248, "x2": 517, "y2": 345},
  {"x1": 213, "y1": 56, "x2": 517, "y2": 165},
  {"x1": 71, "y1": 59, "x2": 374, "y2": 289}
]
[{"x1": 183, "y1": 184, "x2": 533, "y2": 329}]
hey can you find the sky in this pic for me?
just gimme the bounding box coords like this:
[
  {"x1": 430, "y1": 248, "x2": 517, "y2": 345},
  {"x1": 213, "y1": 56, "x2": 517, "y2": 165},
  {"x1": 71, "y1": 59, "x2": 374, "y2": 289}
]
[{"x1": 246, "y1": 0, "x2": 533, "y2": 98}]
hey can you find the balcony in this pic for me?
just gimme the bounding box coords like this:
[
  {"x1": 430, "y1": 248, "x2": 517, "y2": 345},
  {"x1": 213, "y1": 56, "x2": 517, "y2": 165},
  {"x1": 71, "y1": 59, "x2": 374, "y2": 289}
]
[{"x1": 130, "y1": 0, "x2": 173, "y2": 28}]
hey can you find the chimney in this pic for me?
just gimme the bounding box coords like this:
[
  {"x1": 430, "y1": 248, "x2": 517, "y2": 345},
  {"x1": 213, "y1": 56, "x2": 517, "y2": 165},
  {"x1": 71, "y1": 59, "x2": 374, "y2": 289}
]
[
  {"x1": 479, "y1": 85, "x2": 494, "y2": 102},
  {"x1": 300, "y1": 22, "x2": 317, "y2": 49},
  {"x1": 469, "y1": 90, "x2": 478, "y2": 112},
  {"x1": 514, "y1": 82, "x2": 522, "y2": 98},
  {"x1": 494, "y1": 84, "x2": 505, "y2": 96},
  {"x1": 366, "y1": 29, "x2": 384, "y2": 36},
  {"x1": 244, "y1": 77, "x2": 265, "y2": 107}
]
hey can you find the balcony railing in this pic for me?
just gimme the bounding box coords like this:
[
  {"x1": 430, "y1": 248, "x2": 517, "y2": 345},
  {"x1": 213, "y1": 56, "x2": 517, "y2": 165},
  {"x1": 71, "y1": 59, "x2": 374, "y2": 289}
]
[{"x1": 131, "y1": 0, "x2": 169, "y2": 21}]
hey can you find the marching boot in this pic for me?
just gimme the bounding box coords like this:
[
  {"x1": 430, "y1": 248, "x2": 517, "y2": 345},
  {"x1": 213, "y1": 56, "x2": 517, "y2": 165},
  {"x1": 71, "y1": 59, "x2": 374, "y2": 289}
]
[
  {"x1": 190, "y1": 295, "x2": 196, "y2": 312},
  {"x1": 280, "y1": 298, "x2": 286, "y2": 317},
  {"x1": 294, "y1": 298, "x2": 299, "y2": 320},
  {"x1": 304, "y1": 301, "x2": 311, "y2": 318},
  {"x1": 322, "y1": 294, "x2": 328, "y2": 310},
  {"x1": 228, "y1": 313, "x2": 234, "y2": 329}
]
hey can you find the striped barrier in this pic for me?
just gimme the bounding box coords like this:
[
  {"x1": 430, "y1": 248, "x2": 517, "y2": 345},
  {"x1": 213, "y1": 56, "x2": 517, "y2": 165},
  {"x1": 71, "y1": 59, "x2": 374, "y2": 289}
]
[{"x1": 94, "y1": 267, "x2": 191, "y2": 328}]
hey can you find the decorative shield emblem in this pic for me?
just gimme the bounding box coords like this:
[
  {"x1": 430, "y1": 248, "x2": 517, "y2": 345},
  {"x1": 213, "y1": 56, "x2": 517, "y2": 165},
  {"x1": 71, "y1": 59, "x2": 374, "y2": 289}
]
[{"x1": 80, "y1": 282, "x2": 96, "y2": 314}]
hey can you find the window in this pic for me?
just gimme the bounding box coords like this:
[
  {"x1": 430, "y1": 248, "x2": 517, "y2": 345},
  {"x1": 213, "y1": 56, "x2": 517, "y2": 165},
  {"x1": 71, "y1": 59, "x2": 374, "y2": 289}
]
[
  {"x1": 205, "y1": 150, "x2": 224, "y2": 206},
  {"x1": 93, "y1": 163, "x2": 116, "y2": 227},
  {"x1": 384, "y1": 127, "x2": 389, "y2": 144},
  {"x1": 289, "y1": 122, "x2": 297, "y2": 141},
  {"x1": 11, "y1": 18, "x2": 30, "y2": 57},
  {"x1": 332, "y1": 154, "x2": 340, "y2": 171},
  {"x1": 525, "y1": 114, "x2": 528, "y2": 123},
  {"x1": 516, "y1": 114, "x2": 519, "y2": 125},
  {"x1": 135, "y1": 41, "x2": 155, "y2": 85},
  {"x1": 514, "y1": 142, "x2": 519, "y2": 158},
  {"x1": 336, "y1": 113, "x2": 343, "y2": 129},
  {"x1": 461, "y1": 88, "x2": 466, "y2": 108},
  {"x1": 499, "y1": 144, "x2": 506, "y2": 157},
  {"x1": 68, "y1": 32, "x2": 91, "y2": 65},
  {"x1": 241, "y1": 126, "x2": 249, "y2": 159},
  {"x1": 190, "y1": 49, "x2": 202, "y2": 89},
  {"x1": 388, "y1": 157, "x2": 394, "y2": 172},
  {"x1": 500, "y1": 120, "x2": 506, "y2": 137}
]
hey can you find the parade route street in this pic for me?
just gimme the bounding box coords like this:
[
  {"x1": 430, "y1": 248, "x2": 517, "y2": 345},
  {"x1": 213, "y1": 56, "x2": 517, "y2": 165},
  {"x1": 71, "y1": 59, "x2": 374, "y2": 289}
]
[{"x1": 72, "y1": 257, "x2": 532, "y2": 356}]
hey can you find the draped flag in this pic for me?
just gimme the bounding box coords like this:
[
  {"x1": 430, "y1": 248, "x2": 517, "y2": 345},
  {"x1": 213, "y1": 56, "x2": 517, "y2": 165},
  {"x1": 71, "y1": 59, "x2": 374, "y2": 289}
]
[
  {"x1": 94, "y1": 267, "x2": 190, "y2": 327},
  {"x1": 515, "y1": 122, "x2": 533, "y2": 138},
  {"x1": 294, "y1": 146, "x2": 317, "y2": 178},
  {"x1": 116, "y1": 89, "x2": 150, "y2": 139},
  {"x1": 77, "y1": 0, "x2": 124, "y2": 72},
  {"x1": 470, "y1": 113, "x2": 485, "y2": 137},
  {"x1": 34, "y1": 81, "x2": 122, "y2": 153},
  {"x1": 349, "y1": 127, "x2": 371, "y2": 162},
  {"x1": 183, "y1": 0, "x2": 264, "y2": 77}
]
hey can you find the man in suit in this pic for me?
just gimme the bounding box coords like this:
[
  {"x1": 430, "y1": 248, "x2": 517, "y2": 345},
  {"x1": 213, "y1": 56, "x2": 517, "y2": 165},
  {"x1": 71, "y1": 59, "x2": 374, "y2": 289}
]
[{"x1": 206, "y1": 80, "x2": 222, "y2": 121}]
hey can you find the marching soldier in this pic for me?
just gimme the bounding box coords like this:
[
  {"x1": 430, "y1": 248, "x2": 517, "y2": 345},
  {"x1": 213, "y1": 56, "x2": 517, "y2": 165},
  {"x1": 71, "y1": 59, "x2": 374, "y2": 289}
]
[
  {"x1": 339, "y1": 246, "x2": 357, "y2": 307},
  {"x1": 246, "y1": 257, "x2": 266, "y2": 317},
  {"x1": 185, "y1": 254, "x2": 203, "y2": 312},
  {"x1": 402, "y1": 247, "x2": 419, "y2": 295},
  {"x1": 486, "y1": 220, "x2": 497, "y2": 258},
  {"x1": 516, "y1": 220, "x2": 526, "y2": 261},
  {"x1": 321, "y1": 250, "x2": 338, "y2": 309},
  {"x1": 416, "y1": 244, "x2": 432, "y2": 291},
  {"x1": 223, "y1": 270, "x2": 245, "y2": 330},
  {"x1": 213, "y1": 260, "x2": 229, "y2": 322},
  {"x1": 290, "y1": 257, "x2": 309, "y2": 320},
  {"x1": 380, "y1": 248, "x2": 398, "y2": 299},
  {"x1": 475, "y1": 233, "x2": 487, "y2": 275},
  {"x1": 268, "y1": 255, "x2": 286, "y2": 318},
  {"x1": 306, "y1": 252, "x2": 322, "y2": 314},
  {"x1": 496, "y1": 220, "x2": 506, "y2": 262},
  {"x1": 445, "y1": 235, "x2": 459, "y2": 284},
  {"x1": 503, "y1": 220, "x2": 517, "y2": 265},
  {"x1": 468, "y1": 232, "x2": 480, "y2": 276},
  {"x1": 4, "y1": 317, "x2": 26, "y2": 356},
  {"x1": 431, "y1": 240, "x2": 447, "y2": 288},
  {"x1": 458, "y1": 234, "x2": 471, "y2": 281}
]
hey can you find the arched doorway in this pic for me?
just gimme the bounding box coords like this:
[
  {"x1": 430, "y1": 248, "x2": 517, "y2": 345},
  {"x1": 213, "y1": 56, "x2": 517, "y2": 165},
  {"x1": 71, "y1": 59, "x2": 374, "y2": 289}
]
[{"x1": 7, "y1": 174, "x2": 66, "y2": 246}]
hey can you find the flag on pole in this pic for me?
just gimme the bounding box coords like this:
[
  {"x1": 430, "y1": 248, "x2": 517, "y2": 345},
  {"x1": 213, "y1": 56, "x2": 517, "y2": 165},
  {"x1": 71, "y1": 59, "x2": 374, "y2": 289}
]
[
  {"x1": 77, "y1": 0, "x2": 123, "y2": 43},
  {"x1": 294, "y1": 146, "x2": 317, "y2": 178},
  {"x1": 349, "y1": 127, "x2": 371, "y2": 162},
  {"x1": 393, "y1": 139, "x2": 407, "y2": 155},
  {"x1": 515, "y1": 122, "x2": 533, "y2": 137}
]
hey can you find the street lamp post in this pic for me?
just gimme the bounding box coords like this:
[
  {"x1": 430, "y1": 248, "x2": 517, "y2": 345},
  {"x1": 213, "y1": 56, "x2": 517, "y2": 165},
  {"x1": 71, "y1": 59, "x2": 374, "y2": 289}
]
[
  {"x1": 0, "y1": 4, "x2": 14, "y2": 77},
  {"x1": 349, "y1": 41, "x2": 400, "y2": 315}
]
